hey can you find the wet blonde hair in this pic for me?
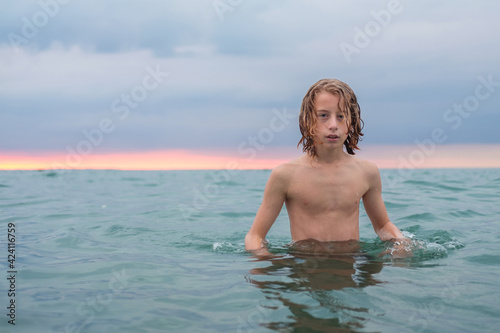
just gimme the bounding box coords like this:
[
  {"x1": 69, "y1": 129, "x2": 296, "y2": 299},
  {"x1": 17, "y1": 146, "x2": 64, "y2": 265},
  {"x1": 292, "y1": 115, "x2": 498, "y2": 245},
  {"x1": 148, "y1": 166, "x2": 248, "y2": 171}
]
[{"x1": 298, "y1": 78, "x2": 364, "y2": 156}]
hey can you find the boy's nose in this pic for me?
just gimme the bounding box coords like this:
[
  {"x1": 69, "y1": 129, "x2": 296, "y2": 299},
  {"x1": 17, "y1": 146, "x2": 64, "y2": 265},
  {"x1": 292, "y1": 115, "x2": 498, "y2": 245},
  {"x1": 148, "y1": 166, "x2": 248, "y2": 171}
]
[{"x1": 328, "y1": 118, "x2": 338, "y2": 129}]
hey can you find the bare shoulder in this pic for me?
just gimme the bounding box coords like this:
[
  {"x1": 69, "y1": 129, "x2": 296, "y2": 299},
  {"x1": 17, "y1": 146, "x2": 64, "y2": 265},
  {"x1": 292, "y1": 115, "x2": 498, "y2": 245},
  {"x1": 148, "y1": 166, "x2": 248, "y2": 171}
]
[
  {"x1": 271, "y1": 155, "x2": 306, "y2": 178},
  {"x1": 268, "y1": 155, "x2": 309, "y2": 186},
  {"x1": 359, "y1": 158, "x2": 380, "y2": 175},
  {"x1": 347, "y1": 155, "x2": 381, "y2": 182}
]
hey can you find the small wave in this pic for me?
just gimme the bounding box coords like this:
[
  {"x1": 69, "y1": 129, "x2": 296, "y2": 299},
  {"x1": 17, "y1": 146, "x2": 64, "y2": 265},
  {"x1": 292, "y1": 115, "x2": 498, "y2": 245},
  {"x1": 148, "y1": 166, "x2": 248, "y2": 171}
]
[
  {"x1": 465, "y1": 254, "x2": 500, "y2": 266},
  {"x1": 219, "y1": 211, "x2": 255, "y2": 218},
  {"x1": 403, "y1": 180, "x2": 467, "y2": 192},
  {"x1": 214, "y1": 180, "x2": 242, "y2": 186},
  {"x1": 414, "y1": 231, "x2": 464, "y2": 258},
  {"x1": 422, "y1": 242, "x2": 448, "y2": 255},
  {"x1": 106, "y1": 225, "x2": 125, "y2": 235},
  {"x1": 429, "y1": 195, "x2": 459, "y2": 201},
  {"x1": 54, "y1": 235, "x2": 85, "y2": 248},
  {"x1": 121, "y1": 177, "x2": 144, "y2": 182},
  {"x1": 401, "y1": 212, "x2": 441, "y2": 222},
  {"x1": 447, "y1": 209, "x2": 485, "y2": 218},
  {"x1": 212, "y1": 241, "x2": 246, "y2": 254},
  {"x1": 104, "y1": 225, "x2": 154, "y2": 237},
  {"x1": 45, "y1": 171, "x2": 58, "y2": 178},
  {"x1": 443, "y1": 239, "x2": 465, "y2": 250},
  {"x1": 427, "y1": 230, "x2": 464, "y2": 248},
  {"x1": 385, "y1": 201, "x2": 410, "y2": 209},
  {"x1": 35, "y1": 170, "x2": 59, "y2": 177}
]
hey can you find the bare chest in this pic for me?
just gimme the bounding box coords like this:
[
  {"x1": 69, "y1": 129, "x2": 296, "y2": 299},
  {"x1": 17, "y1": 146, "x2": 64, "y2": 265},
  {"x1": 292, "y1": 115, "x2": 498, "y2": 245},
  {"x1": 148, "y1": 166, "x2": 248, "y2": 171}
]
[{"x1": 286, "y1": 169, "x2": 367, "y2": 213}]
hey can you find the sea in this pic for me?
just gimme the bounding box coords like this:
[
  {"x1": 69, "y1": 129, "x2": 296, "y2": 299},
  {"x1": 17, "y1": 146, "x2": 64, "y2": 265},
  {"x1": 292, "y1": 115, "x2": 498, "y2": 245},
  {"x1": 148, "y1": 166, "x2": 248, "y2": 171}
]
[{"x1": 0, "y1": 168, "x2": 499, "y2": 333}]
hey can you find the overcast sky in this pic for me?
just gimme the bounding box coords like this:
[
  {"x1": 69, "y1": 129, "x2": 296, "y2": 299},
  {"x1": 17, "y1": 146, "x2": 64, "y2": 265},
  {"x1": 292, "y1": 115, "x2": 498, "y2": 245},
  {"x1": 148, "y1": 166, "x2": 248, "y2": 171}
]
[{"x1": 1, "y1": 0, "x2": 499, "y2": 156}]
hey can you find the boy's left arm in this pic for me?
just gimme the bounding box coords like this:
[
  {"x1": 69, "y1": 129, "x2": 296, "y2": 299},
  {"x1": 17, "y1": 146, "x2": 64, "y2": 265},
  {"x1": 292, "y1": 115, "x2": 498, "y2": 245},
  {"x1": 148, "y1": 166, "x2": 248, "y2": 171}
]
[
  {"x1": 362, "y1": 162, "x2": 406, "y2": 241},
  {"x1": 362, "y1": 163, "x2": 412, "y2": 258}
]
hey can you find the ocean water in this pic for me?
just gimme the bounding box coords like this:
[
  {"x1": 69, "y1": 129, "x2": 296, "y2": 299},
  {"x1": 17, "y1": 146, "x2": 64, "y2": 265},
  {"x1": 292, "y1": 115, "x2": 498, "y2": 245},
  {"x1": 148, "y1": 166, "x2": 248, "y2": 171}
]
[{"x1": 0, "y1": 168, "x2": 499, "y2": 333}]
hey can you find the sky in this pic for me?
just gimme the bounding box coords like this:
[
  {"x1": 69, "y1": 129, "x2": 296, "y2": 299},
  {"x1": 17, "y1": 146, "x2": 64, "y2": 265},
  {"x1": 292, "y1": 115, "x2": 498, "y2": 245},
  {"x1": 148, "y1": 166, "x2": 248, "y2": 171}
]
[{"x1": 1, "y1": 0, "x2": 499, "y2": 170}]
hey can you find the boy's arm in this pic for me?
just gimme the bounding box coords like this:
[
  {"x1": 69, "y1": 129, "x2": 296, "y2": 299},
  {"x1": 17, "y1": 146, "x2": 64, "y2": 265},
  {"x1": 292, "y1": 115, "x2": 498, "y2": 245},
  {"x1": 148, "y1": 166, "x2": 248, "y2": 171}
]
[
  {"x1": 362, "y1": 162, "x2": 405, "y2": 240},
  {"x1": 245, "y1": 166, "x2": 288, "y2": 254}
]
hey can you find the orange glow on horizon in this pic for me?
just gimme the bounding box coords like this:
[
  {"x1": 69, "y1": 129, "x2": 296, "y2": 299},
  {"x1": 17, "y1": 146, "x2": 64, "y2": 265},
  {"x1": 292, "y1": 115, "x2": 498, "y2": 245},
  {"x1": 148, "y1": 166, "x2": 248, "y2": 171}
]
[
  {"x1": 0, "y1": 149, "x2": 299, "y2": 171},
  {"x1": 1, "y1": 144, "x2": 499, "y2": 170},
  {"x1": 356, "y1": 144, "x2": 500, "y2": 169}
]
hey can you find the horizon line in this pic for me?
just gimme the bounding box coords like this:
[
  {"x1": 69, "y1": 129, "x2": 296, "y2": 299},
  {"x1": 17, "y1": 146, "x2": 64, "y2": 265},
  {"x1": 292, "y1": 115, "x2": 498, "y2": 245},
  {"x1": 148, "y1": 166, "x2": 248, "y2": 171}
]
[
  {"x1": 1, "y1": 166, "x2": 498, "y2": 172},
  {"x1": 1, "y1": 144, "x2": 500, "y2": 170}
]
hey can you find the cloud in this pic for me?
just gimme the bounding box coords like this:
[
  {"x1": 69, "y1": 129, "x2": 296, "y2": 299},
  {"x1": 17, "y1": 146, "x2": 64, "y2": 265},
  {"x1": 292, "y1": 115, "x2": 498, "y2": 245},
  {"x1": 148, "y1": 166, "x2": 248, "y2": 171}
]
[
  {"x1": 1, "y1": 0, "x2": 217, "y2": 55},
  {"x1": 1, "y1": 0, "x2": 499, "y2": 156}
]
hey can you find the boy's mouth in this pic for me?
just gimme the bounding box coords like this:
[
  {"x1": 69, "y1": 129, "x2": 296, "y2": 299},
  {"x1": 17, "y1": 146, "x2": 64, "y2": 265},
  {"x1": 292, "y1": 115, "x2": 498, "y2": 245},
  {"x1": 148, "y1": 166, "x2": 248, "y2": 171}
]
[{"x1": 326, "y1": 135, "x2": 339, "y2": 139}]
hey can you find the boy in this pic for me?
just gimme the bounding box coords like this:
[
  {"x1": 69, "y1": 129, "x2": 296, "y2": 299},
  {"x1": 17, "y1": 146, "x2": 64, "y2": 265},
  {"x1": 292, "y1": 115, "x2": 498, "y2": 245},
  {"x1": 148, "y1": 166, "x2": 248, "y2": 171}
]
[{"x1": 245, "y1": 79, "x2": 408, "y2": 256}]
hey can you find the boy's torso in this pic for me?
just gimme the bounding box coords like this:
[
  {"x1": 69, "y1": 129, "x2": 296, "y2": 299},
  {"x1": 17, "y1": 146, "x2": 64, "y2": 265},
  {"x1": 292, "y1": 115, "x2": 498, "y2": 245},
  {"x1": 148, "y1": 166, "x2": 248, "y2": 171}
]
[{"x1": 283, "y1": 154, "x2": 370, "y2": 242}]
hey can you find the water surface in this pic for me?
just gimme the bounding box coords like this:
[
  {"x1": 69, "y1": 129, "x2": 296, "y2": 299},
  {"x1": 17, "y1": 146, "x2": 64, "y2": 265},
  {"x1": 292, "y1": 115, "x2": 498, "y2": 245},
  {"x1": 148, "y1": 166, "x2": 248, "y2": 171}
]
[{"x1": 0, "y1": 169, "x2": 499, "y2": 332}]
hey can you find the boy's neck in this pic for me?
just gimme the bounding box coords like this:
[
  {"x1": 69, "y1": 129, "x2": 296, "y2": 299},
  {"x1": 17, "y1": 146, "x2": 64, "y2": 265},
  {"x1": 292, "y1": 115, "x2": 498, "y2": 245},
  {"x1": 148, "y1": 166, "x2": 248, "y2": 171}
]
[{"x1": 312, "y1": 146, "x2": 347, "y2": 166}]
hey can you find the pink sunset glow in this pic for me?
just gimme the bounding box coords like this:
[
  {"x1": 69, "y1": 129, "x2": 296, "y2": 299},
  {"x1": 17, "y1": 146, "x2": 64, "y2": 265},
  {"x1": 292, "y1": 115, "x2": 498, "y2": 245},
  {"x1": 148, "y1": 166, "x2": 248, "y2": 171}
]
[{"x1": 1, "y1": 144, "x2": 499, "y2": 170}]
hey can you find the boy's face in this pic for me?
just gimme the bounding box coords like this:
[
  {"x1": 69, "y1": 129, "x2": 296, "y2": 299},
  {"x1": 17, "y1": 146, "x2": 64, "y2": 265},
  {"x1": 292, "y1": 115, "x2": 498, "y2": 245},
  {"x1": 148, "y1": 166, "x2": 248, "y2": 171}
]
[{"x1": 313, "y1": 91, "x2": 349, "y2": 149}]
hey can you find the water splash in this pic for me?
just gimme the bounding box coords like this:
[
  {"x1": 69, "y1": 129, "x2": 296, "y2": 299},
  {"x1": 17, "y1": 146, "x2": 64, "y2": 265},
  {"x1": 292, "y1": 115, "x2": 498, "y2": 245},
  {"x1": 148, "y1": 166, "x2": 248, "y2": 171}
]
[
  {"x1": 212, "y1": 241, "x2": 246, "y2": 254},
  {"x1": 212, "y1": 229, "x2": 464, "y2": 263}
]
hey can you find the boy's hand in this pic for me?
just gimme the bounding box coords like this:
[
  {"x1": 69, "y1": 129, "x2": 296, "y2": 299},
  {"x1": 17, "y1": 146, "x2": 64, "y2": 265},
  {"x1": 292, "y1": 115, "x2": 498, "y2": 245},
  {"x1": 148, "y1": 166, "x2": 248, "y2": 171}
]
[
  {"x1": 247, "y1": 246, "x2": 273, "y2": 259},
  {"x1": 380, "y1": 238, "x2": 414, "y2": 259}
]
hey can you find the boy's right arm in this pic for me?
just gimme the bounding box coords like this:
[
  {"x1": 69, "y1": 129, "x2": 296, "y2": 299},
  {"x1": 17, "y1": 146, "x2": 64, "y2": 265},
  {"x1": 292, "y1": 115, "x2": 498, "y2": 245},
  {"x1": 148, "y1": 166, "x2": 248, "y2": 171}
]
[{"x1": 245, "y1": 166, "x2": 288, "y2": 254}]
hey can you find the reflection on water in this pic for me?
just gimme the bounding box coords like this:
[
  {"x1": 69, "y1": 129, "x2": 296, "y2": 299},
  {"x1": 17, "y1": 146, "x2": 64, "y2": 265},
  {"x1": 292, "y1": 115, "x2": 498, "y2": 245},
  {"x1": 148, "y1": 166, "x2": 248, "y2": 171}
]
[{"x1": 245, "y1": 240, "x2": 384, "y2": 332}]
